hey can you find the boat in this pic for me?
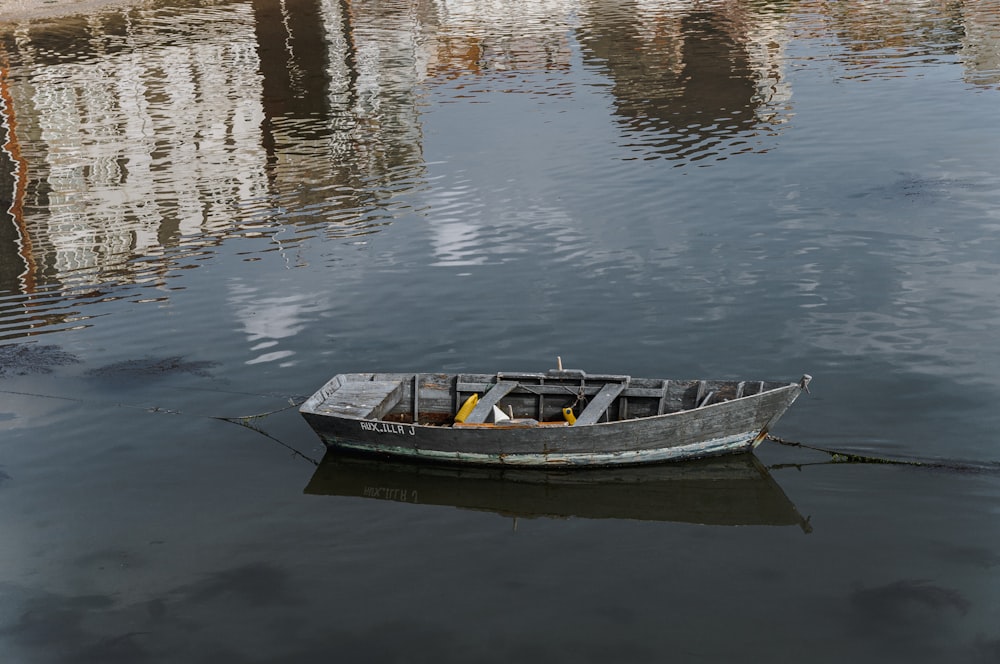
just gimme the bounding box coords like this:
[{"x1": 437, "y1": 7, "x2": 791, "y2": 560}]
[
  {"x1": 304, "y1": 452, "x2": 811, "y2": 530},
  {"x1": 299, "y1": 361, "x2": 811, "y2": 467}
]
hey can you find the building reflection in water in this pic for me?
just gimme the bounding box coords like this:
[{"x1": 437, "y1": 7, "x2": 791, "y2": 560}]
[
  {"x1": 1, "y1": 59, "x2": 31, "y2": 297},
  {"x1": 578, "y1": 0, "x2": 793, "y2": 162},
  {"x1": 1, "y1": 3, "x2": 273, "y2": 339},
  {"x1": 803, "y1": 0, "x2": 1000, "y2": 87},
  {"x1": 0, "y1": 0, "x2": 997, "y2": 340}
]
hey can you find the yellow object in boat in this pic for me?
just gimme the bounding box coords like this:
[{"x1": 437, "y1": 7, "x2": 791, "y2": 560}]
[
  {"x1": 454, "y1": 394, "x2": 479, "y2": 423},
  {"x1": 562, "y1": 407, "x2": 576, "y2": 425}
]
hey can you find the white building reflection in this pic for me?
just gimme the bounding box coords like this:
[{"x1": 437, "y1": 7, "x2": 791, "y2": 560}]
[
  {"x1": 9, "y1": 4, "x2": 268, "y2": 288},
  {"x1": 0, "y1": 0, "x2": 997, "y2": 339}
]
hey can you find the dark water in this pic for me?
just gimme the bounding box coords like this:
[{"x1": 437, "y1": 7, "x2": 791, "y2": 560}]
[{"x1": 2, "y1": 0, "x2": 1000, "y2": 661}]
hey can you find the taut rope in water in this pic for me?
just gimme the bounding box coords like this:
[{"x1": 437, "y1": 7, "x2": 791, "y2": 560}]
[
  {"x1": 765, "y1": 434, "x2": 1000, "y2": 473},
  {"x1": 211, "y1": 398, "x2": 304, "y2": 426},
  {"x1": 0, "y1": 388, "x2": 319, "y2": 465}
]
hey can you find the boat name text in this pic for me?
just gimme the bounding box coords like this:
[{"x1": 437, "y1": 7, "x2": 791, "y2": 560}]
[{"x1": 360, "y1": 421, "x2": 416, "y2": 435}]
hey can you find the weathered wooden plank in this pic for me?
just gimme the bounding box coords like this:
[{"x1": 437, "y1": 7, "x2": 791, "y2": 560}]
[
  {"x1": 657, "y1": 380, "x2": 670, "y2": 415},
  {"x1": 412, "y1": 374, "x2": 420, "y2": 422},
  {"x1": 458, "y1": 381, "x2": 575, "y2": 396},
  {"x1": 695, "y1": 380, "x2": 708, "y2": 406},
  {"x1": 465, "y1": 381, "x2": 519, "y2": 423},
  {"x1": 457, "y1": 382, "x2": 663, "y2": 398},
  {"x1": 323, "y1": 380, "x2": 404, "y2": 420},
  {"x1": 575, "y1": 381, "x2": 628, "y2": 426},
  {"x1": 496, "y1": 371, "x2": 630, "y2": 382},
  {"x1": 495, "y1": 372, "x2": 547, "y2": 381}
]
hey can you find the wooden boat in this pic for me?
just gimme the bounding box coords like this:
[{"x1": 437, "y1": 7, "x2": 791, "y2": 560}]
[
  {"x1": 299, "y1": 363, "x2": 811, "y2": 467},
  {"x1": 304, "y1": 452, "x2": 811, "y2": 530}
]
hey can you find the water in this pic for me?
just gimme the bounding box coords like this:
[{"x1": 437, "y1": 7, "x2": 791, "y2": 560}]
[{"x1": 2, "y1": 0, "x2": 1000, "y2": 661}]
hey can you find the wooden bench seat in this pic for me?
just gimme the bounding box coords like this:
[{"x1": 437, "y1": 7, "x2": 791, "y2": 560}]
[
  {"x1": 464, "y1": 380, "x2": 519, "y2": 423},
  {"x1": 574, "y1": 381, "x2": 628, "y2": 425},
  {"x1": 319, "y1": 380, "x2": 405, "y2": 420}
]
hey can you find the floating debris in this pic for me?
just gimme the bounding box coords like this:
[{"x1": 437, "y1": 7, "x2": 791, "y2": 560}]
[{"x1": 0, "y1": 344, "x2": 82, "y2": 378}]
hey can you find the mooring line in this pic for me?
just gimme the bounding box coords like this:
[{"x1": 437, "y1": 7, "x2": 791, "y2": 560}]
[
  {"x1": 0, "y1": 388, "x2": 318, "y2": 465},
  {"x1": 0, "y1": 387, "x2": 305, "y2": 420},
  {"x1": 210, "y1": 398, "x2": 305, "y2": 425},
  {"x1": 765, "y1": 434, "x2": 1000, "y2": 473},
  {"x1": 210, "y1": 398, "x2": 320, "y2": 466},
  {"x1": 0, "y1": 387, "x2": 184, "y2": 415},
  {"x1": 214, "y1": 413, "x2": 320, "y2": 466}
]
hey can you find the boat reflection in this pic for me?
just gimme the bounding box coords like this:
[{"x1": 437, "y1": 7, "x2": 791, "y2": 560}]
[{"x1": 304, "y1": 452, "x2": 811, "y2": 531}]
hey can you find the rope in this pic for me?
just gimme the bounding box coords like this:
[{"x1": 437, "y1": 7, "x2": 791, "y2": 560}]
[
  {"x1": 0, "y1": 388, "x2": 318, "y2": 466},
  {"x1": 215, "y1": 408, "x2": 319, "y2": 466},
  {"x1": 515, "y1": 383, "x2": 589, "y2": 410},
  {"x1": 0, "y1": 388, "x2": 184, "y2": 415},
  {"x1": 765, "y1": 434, "x2": 1000, "y2": 473},
  {"x1": 211, "y1": 398, "x2": 305, "y2": 426}
]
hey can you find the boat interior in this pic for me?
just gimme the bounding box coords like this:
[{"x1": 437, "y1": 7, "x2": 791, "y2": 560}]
[{"x1": 313, "y1": 369, "x2": 788, "y2": 427}]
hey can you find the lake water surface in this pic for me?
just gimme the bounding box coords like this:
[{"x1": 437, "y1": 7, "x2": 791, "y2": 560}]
[{"x1": 2, "y1": 0, "x2": 1000, "y2": 661}]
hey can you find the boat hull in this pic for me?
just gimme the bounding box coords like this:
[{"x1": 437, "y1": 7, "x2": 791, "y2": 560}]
[{"x1": 300, "y1": 375, "x2": 804, "y2": 467}]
